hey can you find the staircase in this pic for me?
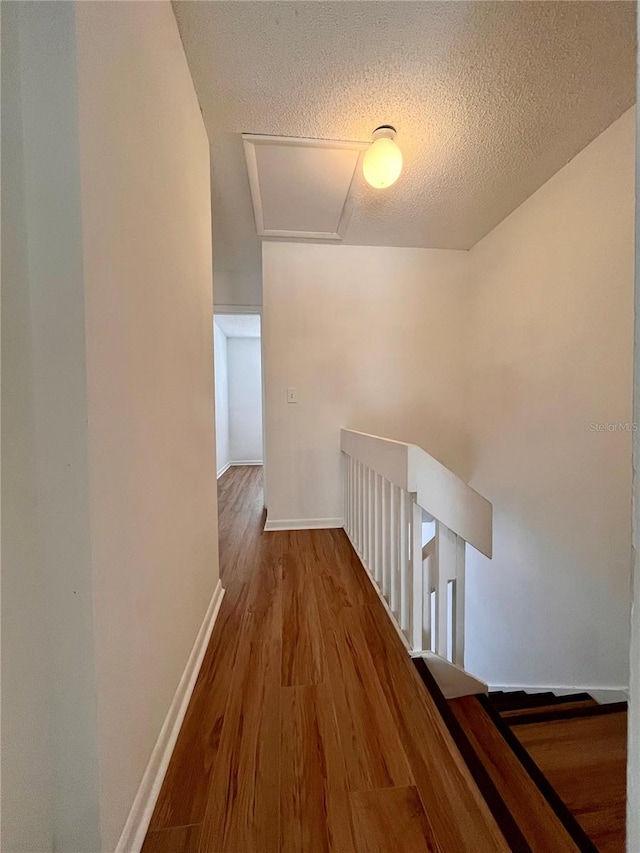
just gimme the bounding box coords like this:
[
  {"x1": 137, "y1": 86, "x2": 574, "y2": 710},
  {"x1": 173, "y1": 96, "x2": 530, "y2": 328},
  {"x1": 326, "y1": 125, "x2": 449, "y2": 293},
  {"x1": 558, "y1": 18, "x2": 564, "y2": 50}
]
[
  {"x1": 342, "y1": 428, "x2": 628, "y2": 852},
  {"x1": 487, "y1": 690, "x2": 628, "y2": 853},
  {"x1": 413, "y1": 657, "x2": 627, "y2": 852}
]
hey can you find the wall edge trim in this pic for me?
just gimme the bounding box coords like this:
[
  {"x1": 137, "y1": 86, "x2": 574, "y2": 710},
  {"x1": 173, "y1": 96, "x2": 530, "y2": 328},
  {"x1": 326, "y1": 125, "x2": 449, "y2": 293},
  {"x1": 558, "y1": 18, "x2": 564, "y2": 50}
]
[
  {"x1": 216, "y1": 462, "x2": 232, "y2": 479},
  {"x1": 115, "y1": 580, "x2": 225, "y2": 853},
  {"x1": 214, "y1": 303, "x2": 262, "y2": 314}
]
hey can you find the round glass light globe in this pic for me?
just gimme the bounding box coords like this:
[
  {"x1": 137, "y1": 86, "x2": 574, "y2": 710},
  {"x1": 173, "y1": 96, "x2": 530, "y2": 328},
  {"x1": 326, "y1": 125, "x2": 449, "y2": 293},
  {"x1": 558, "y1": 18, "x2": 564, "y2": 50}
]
[{"x1": 362, "y1": 137, "x2": 403, "y2": 189}]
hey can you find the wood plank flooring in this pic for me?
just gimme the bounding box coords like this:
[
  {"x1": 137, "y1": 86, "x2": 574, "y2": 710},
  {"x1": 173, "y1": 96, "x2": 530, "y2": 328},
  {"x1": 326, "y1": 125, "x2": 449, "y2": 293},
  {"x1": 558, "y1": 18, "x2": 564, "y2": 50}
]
[{"x1": 143, "y1": 466, "x2": 508, "y2": 852}]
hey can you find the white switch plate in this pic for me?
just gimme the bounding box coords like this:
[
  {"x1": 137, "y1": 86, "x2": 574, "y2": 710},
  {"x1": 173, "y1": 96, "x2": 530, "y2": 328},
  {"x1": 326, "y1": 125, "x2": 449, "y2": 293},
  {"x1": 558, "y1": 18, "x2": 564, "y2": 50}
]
[{"x1": 286, "y1": 387, "x2": 297, "y2": 404}]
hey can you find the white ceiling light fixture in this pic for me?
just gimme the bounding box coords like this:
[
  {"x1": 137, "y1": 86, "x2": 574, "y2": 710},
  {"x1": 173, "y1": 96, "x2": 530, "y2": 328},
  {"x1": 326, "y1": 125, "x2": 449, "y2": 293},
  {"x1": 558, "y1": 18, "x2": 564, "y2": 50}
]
[{"x1": 362, "y1": 125, "x2": 403, "y2": 189}]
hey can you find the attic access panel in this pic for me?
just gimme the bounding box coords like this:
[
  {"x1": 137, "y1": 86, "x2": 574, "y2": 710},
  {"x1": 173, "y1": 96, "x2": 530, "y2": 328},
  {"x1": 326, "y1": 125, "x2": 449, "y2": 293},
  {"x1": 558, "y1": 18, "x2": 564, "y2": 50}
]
[{"x1": 242, "y1": 134, "x2": 367, "y2": 240}]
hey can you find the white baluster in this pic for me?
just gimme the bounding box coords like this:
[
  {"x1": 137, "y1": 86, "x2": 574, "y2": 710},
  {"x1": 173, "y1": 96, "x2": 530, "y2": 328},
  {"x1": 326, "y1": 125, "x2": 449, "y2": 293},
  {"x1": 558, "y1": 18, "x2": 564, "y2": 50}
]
[
  {"x1": 430, "y1": 591, "x2": 436, "y2": 653},
  {"x1": 365, "y1": 466, "x2": 372, "y2": 570},
  {"x1": 357, "y1": 460, "x2": 364, "y2": 555},
  {"x1": 352, "y1": 459, "x2": 358, "y2": 551},
  {"x1": 434, "y1": 521, "x2": 457, "y2": 660},
  {"x1": 410, "y1": 500, "x2": 424, "y2": 652},
  {"x1": 362, "y1": 464, "x2": 369, "y2": 567},
  {"x1": 375, "y1": 473, "x2": 383, "y2": 585},
  {"x1": 453, "y1": 534, "x2": 466, "y2": 667},
  {"x1": 368, "y1": 467, "x2": 375, "y2": 573},
  {"x1": 422, "y1": 535, "x2": 435, "y2": 652},
  {"x1": 399, "y1": 490, "x2": 410, "y2": 633},
  {"x1": 352, "y1": 457, "x2": 357, "y2": 545},
  {"x1": 382, "y1": 479, "x2": 391, "y2": 601},
  {"x1": 343, "y1": 454, "x2": 348, "y2": 534},
  {"x1": 390, "y1": 485, "x2": 400, "y2": 615},
  {"x1": 349, "y1": 456, "x2": 355, "y2": 542},
  {"x1": 353, "y1": 459, "x2": 358, "y2": 552},
  {"x1": 345, "y1": 456, "x2": 350, "y2": 538},
  {"x1": 381, "y1": 478, "x2": 389, "y2": 593},
  {"x1": 360, "y1": 462, "x2": 366, "y2": 557}
]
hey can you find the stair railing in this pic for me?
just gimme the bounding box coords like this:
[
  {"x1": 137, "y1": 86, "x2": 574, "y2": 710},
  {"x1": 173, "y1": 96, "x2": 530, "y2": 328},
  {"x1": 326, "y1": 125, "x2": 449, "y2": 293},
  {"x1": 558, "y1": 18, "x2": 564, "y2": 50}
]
[{"x1": 341, "y1": 429, "x2": 492, "y2": 667}]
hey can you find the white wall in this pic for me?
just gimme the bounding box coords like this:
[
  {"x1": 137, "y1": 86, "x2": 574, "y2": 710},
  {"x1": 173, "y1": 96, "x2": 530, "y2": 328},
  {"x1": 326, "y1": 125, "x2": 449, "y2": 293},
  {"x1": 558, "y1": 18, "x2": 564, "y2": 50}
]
[
  {"x1": 214, "y1": 322, "x2": 230, "y2": 475},
  {"x1": 465, "y1": 108, "x2": 635, "y2": 691},
  {"x1": 262, "y1": 242, "x2": 470, "y2": 525},
  {"x1": 2, "y1": 3, "x2": 220, "y2": 851},
  {"x1": 228, "y1": 337, "x2": 264, "y2": 463},
  {"x1": 76, "y1": 3, "x2": 219, "y2": 849}
]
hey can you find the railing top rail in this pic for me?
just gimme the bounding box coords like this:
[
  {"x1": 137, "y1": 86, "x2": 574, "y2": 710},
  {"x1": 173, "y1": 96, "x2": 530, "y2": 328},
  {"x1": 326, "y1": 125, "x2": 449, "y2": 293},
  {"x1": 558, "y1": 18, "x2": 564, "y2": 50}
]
[{"x1": 341, "y1": 428, "x2": 492, "y2": 558}]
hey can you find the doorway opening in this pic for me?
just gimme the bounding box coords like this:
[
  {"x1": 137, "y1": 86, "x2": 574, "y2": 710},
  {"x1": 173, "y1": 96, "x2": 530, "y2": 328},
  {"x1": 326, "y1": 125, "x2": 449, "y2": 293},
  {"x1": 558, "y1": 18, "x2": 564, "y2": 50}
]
[{"x1": 213, "y1": 313, "x2": 263, "y2": 480}]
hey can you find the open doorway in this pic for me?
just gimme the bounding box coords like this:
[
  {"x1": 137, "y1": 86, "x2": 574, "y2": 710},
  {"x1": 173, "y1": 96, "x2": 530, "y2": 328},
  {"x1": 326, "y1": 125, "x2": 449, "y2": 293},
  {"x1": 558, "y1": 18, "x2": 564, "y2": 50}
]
[{"x1": 213, "y1": 313, "x2": 263, "y2": 479}]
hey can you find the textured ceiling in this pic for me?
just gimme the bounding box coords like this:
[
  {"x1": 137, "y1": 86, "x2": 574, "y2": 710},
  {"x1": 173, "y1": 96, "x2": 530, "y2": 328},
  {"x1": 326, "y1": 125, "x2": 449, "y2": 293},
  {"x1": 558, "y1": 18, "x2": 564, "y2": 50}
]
[
  {"x1": 173, "y1": 1, "x2": 636, "y2": 299},
  {"x1": 215, "y1": 313, "x2": 261, "y2": 338}
]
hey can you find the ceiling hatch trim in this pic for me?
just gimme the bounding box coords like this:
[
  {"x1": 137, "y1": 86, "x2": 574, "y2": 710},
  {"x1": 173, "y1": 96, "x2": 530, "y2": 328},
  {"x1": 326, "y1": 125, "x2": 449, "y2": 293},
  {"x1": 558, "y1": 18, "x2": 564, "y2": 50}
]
[{"x1": 242, "y1": 134, "x2": 368, "y2": 241}]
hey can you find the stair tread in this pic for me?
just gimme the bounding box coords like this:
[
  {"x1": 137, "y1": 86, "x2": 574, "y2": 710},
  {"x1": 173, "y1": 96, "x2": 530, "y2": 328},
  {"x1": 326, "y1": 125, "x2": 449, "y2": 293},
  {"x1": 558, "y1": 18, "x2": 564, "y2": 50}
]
[
  {"x1": 501, "y1": 698, "x2": 598, "y2": 719},
  {"x1": 489, "y1": 691, "x2": 594, "y2": 712},
  {"x1": 507, "y1": 701, "x2": 627, "y2": 727},
  {"x1": 450, "y1": 696, "x2": 581, "y2": 852}
]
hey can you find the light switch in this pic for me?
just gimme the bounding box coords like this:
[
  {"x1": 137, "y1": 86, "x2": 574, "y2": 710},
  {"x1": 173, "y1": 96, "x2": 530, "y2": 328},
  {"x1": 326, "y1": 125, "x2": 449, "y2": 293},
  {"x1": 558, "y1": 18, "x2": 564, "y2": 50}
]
[{"x1": 286, "y1": 387, "x2": 297, "y2": 404}]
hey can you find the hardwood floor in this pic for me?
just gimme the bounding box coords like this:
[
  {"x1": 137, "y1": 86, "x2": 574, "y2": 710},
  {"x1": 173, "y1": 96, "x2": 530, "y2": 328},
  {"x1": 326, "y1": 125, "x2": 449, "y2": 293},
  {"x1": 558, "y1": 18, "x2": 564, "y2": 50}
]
[{"x1": 143, "y1": 466, "x2": 508, "y2": 852}]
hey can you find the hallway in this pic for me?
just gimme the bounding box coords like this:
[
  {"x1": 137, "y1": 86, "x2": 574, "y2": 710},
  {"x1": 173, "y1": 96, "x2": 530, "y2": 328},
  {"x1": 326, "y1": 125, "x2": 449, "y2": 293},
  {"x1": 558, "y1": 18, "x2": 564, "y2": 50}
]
[{"x1": 142, "y1": 466, "x2": 509, "y2": 852}]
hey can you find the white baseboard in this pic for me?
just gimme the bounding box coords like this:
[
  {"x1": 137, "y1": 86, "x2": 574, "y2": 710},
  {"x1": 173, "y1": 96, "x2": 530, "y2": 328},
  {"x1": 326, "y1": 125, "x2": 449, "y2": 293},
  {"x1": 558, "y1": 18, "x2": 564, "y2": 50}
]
[
  {"x1": 488, "y1": 683, "x2": 628, "y2": 704},
  {"x1": 217, "y1": 461, "x2": 263, "y2": 479},
  {"x1": 264, "y1": 516, "x2": 343, "y2": 531},
  {"x1": 115, "y1": 580, "x2": 225, "y2": 853}
]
